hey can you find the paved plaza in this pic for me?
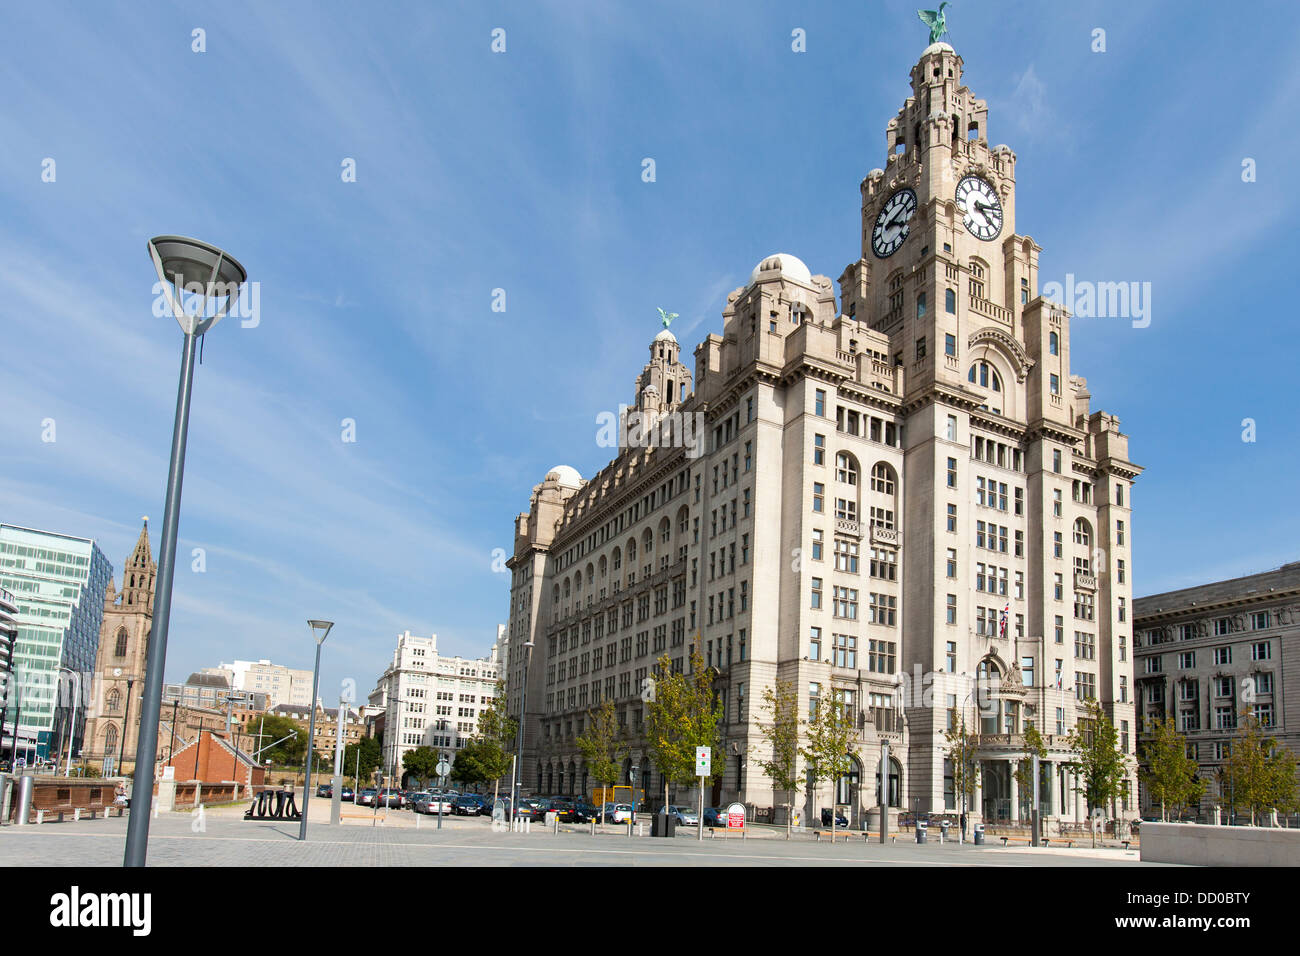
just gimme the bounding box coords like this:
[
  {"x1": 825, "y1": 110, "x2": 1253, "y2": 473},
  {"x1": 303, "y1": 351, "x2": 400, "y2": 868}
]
[{"x1": 0, "y1": 807, "x2": 1166, "y2": 866}]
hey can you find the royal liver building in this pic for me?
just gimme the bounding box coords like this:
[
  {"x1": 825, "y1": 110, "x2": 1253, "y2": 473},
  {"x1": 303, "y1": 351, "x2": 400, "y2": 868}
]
[{"x1": 504, "y1": 41, "x2": 1140, "y2": 827}]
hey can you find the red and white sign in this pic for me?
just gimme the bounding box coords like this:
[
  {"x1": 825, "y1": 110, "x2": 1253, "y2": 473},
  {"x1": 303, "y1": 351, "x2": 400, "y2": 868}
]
[{"x1": 725, "y1": 802, "x2": 746, "y2": 829}]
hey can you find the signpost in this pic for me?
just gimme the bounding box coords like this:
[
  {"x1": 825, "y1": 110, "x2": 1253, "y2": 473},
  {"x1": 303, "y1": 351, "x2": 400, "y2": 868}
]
[
  {"x1": 695, "y1": 746, "x2": 710, "y2": 842},
  {"x1": 725, "y1": 802, "x2": 745, "y2": 831},
  {"x1": 436, "y1": 758, "x2": 450, "y2": 830}
]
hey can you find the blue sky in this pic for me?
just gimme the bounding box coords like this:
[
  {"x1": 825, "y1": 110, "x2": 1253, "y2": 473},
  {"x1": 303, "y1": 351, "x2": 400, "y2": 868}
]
[{"x1": 2, "y1": 0, "x2": 1298, "y2": 697}]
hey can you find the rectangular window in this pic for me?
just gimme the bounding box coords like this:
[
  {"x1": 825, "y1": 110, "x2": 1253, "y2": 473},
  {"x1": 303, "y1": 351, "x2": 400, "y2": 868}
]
[
  {"x1": 946, "y1": 641, "x2": 957, "y2": 672},
  {"x1": 1252, "y1": 641, "x2": 1271, "y2": 661},
  {"x1": 1116, "y1": 520, "x2": 1126, "y2": 546},
  {"x1": 812, "y1": 483, "x2": 824, "y2": 513},
  {"x1": 809, "y1": 627, "x2": 822, "y2": 661},
  {"x1": 947, "y1": 457, "x2": 957, "y2": 488},
  {"x1": 1053, "y1": 449, "x2": 1062, "y2": 473},
  {"x1": 947, "y1": 504, "x2": 957, "y2": 532},
  {"x1": 1251, "y1": 611, "x2": 1269, "y2": 630},
  {"x1": 1054, "y1": 615, "x2": 1064, "y2": 644},
  {"x1": 1050, "y1": 373, "x2": 1060, "y2": 395},
  {"x1": 916, "y1": 336, "x2": 927, "y2": 360},
  {"x1": 813, "y1": 434, "x2": 825, "y2": 465},
  {"x1": 1214, "y1": 646, "x2": 1232, "y2": 666},
  {"x1": 945, "y1": 548, "x2": 957, "y2": 578},
  {"x1": 1053, "y1": 532, "x2": 1063, "y2": 559},
  {"x1": 946, "y1": 415, "x2": 957, "y2": 441},
  {"x1": 945, "y1": 594, "x2": 957, "y2": 625},
  {"x1": 944, "y1": 332, "x2": 956, "y2": 355},
  {"x1": 811, "y1": 578, "x2": 823, "y2": 609},
  {"x1": 811, "y1": 529, "x2": 824, "y2": 561},
  {"x1": 815, "y1": 389, "x2": 826, "y2": 416}
]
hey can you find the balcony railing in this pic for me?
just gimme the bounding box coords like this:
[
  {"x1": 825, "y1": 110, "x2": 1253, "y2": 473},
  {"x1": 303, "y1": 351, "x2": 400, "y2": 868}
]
[
  {"x1": 1074, "y1": 572, "x2": 1097, "y2": 591},
  {"x1": 835, "y1": 518, "x2": 861, "y2": 538},
  {"x1": 870, "y1": 525, "x2": 900, "y2": 546}
]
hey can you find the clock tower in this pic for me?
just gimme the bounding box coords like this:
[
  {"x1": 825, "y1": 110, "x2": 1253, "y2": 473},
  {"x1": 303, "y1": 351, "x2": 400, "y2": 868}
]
[{"x1": 83, "y1": 518, "x2": 155, "y2": 775}]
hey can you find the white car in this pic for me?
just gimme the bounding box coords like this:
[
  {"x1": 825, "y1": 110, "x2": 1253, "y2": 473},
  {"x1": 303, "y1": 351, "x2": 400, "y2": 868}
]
[
  {"x1": 665, "y1": 805, "x2": 698, "y2": 825},
  {"x1": 602, "y1": 803, "x2": 633, "y2": 824}
]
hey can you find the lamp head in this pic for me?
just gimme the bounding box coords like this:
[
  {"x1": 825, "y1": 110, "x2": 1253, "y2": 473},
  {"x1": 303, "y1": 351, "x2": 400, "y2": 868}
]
[
  {"x1": 308, "y1": 620, "x2": 334, "y2": 645},
  {"x1": 148, "y1": 235, "x2": 248, "y2": 337}
]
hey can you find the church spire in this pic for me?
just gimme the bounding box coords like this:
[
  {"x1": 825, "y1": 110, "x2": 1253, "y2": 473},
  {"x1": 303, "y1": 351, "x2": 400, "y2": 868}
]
[{"x1": 121, "y1": 517, "x2": 156, "y2": 612}]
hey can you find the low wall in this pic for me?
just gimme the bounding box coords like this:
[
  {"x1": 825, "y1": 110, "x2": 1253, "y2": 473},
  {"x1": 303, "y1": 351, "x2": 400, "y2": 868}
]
[{"x1": 1140, "y1": 822, "x2": 1300, "y2": 866}]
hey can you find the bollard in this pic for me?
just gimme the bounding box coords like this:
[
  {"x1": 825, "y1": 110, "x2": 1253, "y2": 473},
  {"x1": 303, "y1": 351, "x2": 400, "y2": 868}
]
[
  {"x1": 590, "y1": 819, "x2": 596, "y2": 836},
  {"x1": 14, "y1": 775, "x2": 34, "y2": 826},
  {"x1": 553, "y1": 815, "x2": 559, "y2": 834}
]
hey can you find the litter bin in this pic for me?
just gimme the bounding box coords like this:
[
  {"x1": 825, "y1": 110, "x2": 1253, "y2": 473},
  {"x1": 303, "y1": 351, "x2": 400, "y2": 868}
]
[
  {"x1": 652, "y1": 810, "x2": 677, "y2": 838},
  {"x1": 973, "y1": 823, "x2": 985, "y2": 846},
  {"x1": 940, "y1": 821, "x2": 950, "y2": 841},
  {"x1": 14, "y1": 774, "x2": 34, "y2": 826},
  {"x1": 915, "y1": 819, "x2": 928, "y2": 844}
]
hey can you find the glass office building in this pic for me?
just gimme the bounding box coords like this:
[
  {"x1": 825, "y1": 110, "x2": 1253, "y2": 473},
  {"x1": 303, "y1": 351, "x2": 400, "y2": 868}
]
[{"x1": 0, "y1": 524, "x2": 111, "y2": 759}]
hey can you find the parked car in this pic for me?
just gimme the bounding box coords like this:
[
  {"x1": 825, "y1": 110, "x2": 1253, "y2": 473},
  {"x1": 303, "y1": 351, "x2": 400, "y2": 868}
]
[
  {"x1": 316, "y1": 783, "x2": 333, "y2": 798},
  {"x1": 453, "y1": 795, "x2": 485, "y2": 816},
  {"x1": 340, "y1": 785, "x2": 355, "y2": 802},
  {"x1": 701, "y1": 807, "x2": 728, "y2": 828},
  {"x1": 375, "y1": 788, "x2": 405, "y2": 809},
  {"x1": 408, "y1": 793, "x2": 432, "y2": 813},
  {"x1": 420, "y1": 794, "x2": 454, "y2": 815},
  {"x1": 820, "y1": 808, "x2": 849, "y2": 828},
  {"x1": 548, "y1": 798, "x2": 586, "y2": 822},
  {"x1": 665, "y1": 805, "x2": 699, "y2": 826},
  {"x1": 602, "y1": 803, "x2": 634, "y2": 824},
  {"x1": 357, "y1": 788, "x2": 377, "y2": 806}
]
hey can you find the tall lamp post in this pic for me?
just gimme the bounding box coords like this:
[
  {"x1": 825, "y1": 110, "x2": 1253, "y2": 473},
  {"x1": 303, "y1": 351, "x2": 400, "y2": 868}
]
[
  {"x1": 299, "y1": 620, "x2": 333, "y2": 840},
  {"x1": 509, "y1": 639, "x2": 535, "y2": 823},
  {"x1": 124, "y1": 236, "x2": 247, "y2": 868},
  {"x1": 58, "y1": 667, "x2": 81, "y2": 777}
]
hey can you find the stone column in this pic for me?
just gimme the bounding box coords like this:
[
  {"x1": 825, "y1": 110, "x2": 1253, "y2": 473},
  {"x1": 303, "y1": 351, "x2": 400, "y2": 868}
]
[{"x1": 1008, "y1": 761, "x2": 1019, "y2": 824}]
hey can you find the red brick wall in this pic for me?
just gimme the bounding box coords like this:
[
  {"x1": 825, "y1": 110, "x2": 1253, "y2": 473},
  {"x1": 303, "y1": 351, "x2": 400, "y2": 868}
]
[{"x1": 164, "y1": 732, "x2": 265, "y2": 788}]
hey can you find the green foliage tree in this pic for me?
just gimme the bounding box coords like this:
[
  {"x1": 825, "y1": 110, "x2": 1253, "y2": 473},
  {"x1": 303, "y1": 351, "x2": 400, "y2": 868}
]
[
  {"x1": 1064, "y1": 698, "x2": 1130, "y2": 846},
  {"x1": 576, "y1": 699, "x2": 623, "y2": 807},
  {"x1": 944, "y1": 714, "x2": 978, "y2": 828},
  {"x1": 1220, "y1": 709, "x2": 1299, "y2": 824},
  {"x1": 472, "y1": 681, "x2": 517, "y2": 805},
  {"x1": 753, "y1": 678, "x2": 801, "y2": 840},
  {"x1": 1139, "y1": 717, "x2": 1204, "y2": 821},
  {"x1": 801, "y1": 691, "x2": 858, "y2": 841},
  {"x1": 1012, "y1": 722, "x2": 1048, "y2": 820},
  {"x1": 644, "y1": 646, "x2": 724, "y2": 815},
  {"x1": 451, "y1": 741, "x2": 489, "y2": 790},
  {"x1": 244, "y1": 713, "x2": 306, "y2": 767},
  {"x1": 341, "y1": 735, "x2": 382, "y2": 786},
  {"x1": 402, "y1": 745, "x2": 441, "y2": 788}
]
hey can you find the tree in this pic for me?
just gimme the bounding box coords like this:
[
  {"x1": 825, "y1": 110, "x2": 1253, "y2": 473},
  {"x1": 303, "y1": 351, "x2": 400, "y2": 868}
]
[
  {"x1": 451, "y1": 741, "x2": 490, "y2": 790},
  {"x1": 576, "y1": 699, "x2": 623, "y2": 808},
  {"x1": 1012, "y1": 722, "x2": 1048, "y2": 822},
  {"x1": 801, "y1": 691, "x2": 858, "y2": 842},
  {"x1": 753, "y1": 678, "x2": 801, "y2": 840},
  {"x1": 342, "y1": 736, "x2": 382, "y2": 785},
  {"x1": 472, "y1": 681, "x2": 516, "y2": 806},
  {"x1": 644, "y1": 646, "x2": 724, "y2": 816},
  {"x1": 1221, "y1": 710, "x2": 1299, "y2": 825},
  {"x1": 243, "y1": 713, "x2": 306, "y2": 767},
  {"x1": 402, "y1": 746, "x2": 441, "y2": 788},
  {"x1": 944, "y1": 714, "x2": 978, "y2": 834},
  {"x1": 1139, "y1": 717, "x2": 1204, "y2": 821},
  {"x1": 1064, "y1": 698, "x2": 1130, "y2": 846}
]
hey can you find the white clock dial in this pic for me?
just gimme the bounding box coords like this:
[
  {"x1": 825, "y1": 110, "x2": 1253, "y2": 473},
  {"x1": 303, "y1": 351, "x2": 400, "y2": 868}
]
[
  {"x1": 956, "y1": 175, "x2": 1003, "y2": 240},
  {"x1": 113, "y1": 667, "x2": 122, "y2": 677},
  {"x1": 871, "y1": 188, "x2": 918, "y2": 258}
]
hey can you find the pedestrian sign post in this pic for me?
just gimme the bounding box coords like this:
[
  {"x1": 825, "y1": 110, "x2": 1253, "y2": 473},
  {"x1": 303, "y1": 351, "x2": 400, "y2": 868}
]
[{"x1": 695, "y1": 747, "x2": 710, "y2": 842}]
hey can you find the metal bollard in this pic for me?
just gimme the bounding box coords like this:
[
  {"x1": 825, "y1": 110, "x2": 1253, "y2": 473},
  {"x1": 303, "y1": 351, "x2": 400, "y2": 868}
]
[{"x1": 14, "y1": 775, "x2": 34, "y2": 826}]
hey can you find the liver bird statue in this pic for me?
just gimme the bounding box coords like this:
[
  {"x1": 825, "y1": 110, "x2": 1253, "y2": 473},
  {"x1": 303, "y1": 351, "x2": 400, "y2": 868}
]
[
  {"x1": 917, "y1": 3, "x2": 950, "y2": 45},
  {"x1": 657, "y1": 307, "x2": 678, "y2": 330}
]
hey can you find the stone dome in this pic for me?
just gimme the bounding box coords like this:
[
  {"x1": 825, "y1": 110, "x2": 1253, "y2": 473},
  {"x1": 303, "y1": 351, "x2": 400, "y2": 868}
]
[
  {"x1": 653, "y1": 328, "x2": 677, "y2": 343},
  {"x1": 922, "y1": 41, "x2": 955, "y2": 55},
  {"x1": 545, "y1": 465, "x2": 583, "y2": 488},
  {"x1": 749, "y1": 252, "x2": 812, "y2": 287}
]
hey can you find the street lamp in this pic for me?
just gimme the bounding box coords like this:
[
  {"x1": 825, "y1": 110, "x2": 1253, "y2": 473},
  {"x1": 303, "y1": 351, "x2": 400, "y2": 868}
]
[
  {"x1": 124, "y1": 236, "x2": 247, "y2": 868},
  {"x1": 299, "y1": 620, "x2": 333, "y2": 840},
  {"x1": 509, "y1": 639, "x2": 535, "y2": 823},
  {"x1": 57, "y1": 667, "x2": 81, "y2": 777}
]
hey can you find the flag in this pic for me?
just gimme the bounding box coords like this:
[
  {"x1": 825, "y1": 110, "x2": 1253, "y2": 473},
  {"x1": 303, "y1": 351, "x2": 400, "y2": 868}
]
[{"x1": 999, "y1": 602, "x2": 1009, "y2": 639}]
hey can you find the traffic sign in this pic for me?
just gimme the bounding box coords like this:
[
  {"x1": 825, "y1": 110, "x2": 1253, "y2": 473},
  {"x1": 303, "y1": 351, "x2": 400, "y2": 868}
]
[
  {"x1": 436, "y1": 760, "x2": 451, "y2": 778},
  {"x1": 725, "y1": 802, "x2": 746, "y2": 829},
  {"x1": 695, "y1": 746, "x2": 710, "y2": 777}
]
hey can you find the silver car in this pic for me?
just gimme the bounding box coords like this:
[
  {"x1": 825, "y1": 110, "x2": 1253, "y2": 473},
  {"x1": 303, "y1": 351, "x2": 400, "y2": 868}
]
[{"x1": 665, "y1": 805, "x2": 699, "y2": 825}]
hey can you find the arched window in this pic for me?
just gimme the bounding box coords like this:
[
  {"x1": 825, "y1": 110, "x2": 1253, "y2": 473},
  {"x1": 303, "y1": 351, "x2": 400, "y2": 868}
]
[
  {"x1": 870, "y1": 463, "x2": 896, "y2": 496},
  {"x1": 563, "y1": 578, "x2": 571, "y2": 599},
  {"x1": 627, "y1": 539, "x2": 637, "y2": 562},
  {"x1": 967, "y1": 361, "x2": 1002, "y2": 392},
  {"x1": 612, "y1": 547, "x2": 622, "y2": 571},
  {"x1": 642, "y1": 528, "x2": 654, "y2": 554},
  {"x1": 104, "y1": 725, "x2": 119, "y2": 755},
  {"x1": 945, "y1": 288, "x2": 956, "y2": 313},
  {"x1": 1073, "y1": 519, "x2": 1091, "y2": 548},
  {"x1": 835, "y1": 453, "x2": 858, "y2": 485},
  {"x1": 107, "y1": 688, "x2": 121, "y2": 713},
  {"x1": 114, "y1": 628, "x2": 128, "y2": 658},
  {"x1": 1049, "y1": 331, "x2": 1059, "y2": 356},
  {"x1": 598, "y1": 555, "x2": 608, "y2": 579},
  {"x1": 659, "y1": 517, "x2": 671, "y2": 544}
]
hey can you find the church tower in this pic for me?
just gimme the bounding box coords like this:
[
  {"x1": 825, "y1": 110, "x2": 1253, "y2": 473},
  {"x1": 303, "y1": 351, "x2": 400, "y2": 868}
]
[{"x1": 83, "y1": 518, "x2": 156, "y2": 774}]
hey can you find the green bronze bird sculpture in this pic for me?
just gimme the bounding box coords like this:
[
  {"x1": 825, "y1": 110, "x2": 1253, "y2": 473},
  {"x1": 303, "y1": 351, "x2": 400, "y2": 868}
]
[
  {"x1": 917, "y1": 3, "x2": 950, "y2": 45},
  {"x1": 657, "y1": 307, "x2": 678, "y2": 330}
]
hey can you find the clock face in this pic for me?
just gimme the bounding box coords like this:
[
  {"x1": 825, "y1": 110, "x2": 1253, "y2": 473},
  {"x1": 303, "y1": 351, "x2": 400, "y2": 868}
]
[
  {"x1": 871, "y1": 188, "x2": 918, "y2": 258},
  {"x1": 956, "y1": 175, "x2": 1003, "y2": 240},
  {"x1": 113, "y1": 667, "x2": 122, "y2": 677}
]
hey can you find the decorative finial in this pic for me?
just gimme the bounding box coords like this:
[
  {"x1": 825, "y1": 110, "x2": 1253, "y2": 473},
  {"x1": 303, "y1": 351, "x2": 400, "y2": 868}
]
[
  {"x1": 917, "y1": 2, "x2": 950, "y2": 45},
  {"x1": 657, "y1": 307, "x2": 678, "y2": 330},
  {"x1": 142, "y1": 515, "x2": 149, "y2": 524}
]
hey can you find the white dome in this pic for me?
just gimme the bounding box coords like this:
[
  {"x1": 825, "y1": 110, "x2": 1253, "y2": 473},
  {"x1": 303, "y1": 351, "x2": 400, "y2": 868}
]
[
  {"x1": 750, "y1": 252, "x2": 812, "y2": 287},
  {"x1": 653, "y1": 328, "x2": 677, "y2": 343},
  {"x1": 922, "y1": 41, "x2": 954, "y2": 55},
  {"x1": 545, "y1": 465, "x2": 583, "y2": 488}
]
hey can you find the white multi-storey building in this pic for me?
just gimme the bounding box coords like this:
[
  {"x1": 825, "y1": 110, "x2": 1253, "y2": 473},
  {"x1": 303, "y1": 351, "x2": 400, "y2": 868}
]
[
  {"x1": 369, "y1": 630, "x2": 503, "y2": 787},
  {"x1": 504, "y1": 40, "x2": 1141, "y2": 826},
  {"x1": 203, "y1": 659, "x2": 314, "y2": 709}
]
